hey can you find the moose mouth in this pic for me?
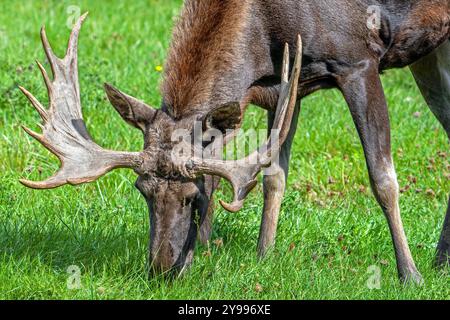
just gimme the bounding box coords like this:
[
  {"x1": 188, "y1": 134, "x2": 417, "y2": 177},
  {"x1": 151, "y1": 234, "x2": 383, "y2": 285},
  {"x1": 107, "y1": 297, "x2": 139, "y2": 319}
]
[{"x1": 149, "y1": 225, "x2": 197, "y2": 276}]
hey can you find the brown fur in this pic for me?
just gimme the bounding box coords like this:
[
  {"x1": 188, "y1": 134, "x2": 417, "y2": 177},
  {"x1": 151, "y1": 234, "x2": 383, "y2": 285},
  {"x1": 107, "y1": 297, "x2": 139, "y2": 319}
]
[
  {"x1": 381, "y1": 1, "x2": 450, "y2": 68},
  {"x1": 162, "y1": 0, "x2": 252, "y2": 118}
]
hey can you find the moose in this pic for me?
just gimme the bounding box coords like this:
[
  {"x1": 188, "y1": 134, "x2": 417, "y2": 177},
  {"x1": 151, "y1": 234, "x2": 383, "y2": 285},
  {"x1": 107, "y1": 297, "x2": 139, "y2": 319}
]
[{"x1": 20, "y1": 0, "x2": 449, "y2": 284}]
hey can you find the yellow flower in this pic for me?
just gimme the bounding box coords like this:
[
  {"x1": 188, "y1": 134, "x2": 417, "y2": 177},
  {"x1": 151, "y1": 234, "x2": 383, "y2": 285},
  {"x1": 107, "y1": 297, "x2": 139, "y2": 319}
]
[{"x1": 155, "y1": 65, "x2": 163, "y2": 72}]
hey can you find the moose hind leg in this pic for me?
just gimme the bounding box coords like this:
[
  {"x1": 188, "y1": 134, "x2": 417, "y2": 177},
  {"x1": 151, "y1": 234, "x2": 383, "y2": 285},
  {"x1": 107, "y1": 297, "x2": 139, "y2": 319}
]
[
  {"x1": 257, "y1": 102, "x2": 300, "y2": 257},
  {"x1": 410, "y1": 40, "x2": 450, "y2": 267}
]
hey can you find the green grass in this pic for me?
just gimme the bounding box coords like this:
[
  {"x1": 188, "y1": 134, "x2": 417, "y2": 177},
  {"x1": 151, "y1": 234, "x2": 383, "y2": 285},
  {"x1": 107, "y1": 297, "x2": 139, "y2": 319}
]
[{"x1": 0, "y1": 0, "x2": 449, "y2": 300}]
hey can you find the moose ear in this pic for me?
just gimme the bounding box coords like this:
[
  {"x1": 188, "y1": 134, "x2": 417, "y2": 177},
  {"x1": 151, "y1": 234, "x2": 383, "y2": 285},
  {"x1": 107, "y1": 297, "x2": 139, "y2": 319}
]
[
  {"x1": 104, "y1": 83, "x2": 156, "y2": 132},
  {"x1": 202, "y1": 102, "x2": 242, "y2": 133}
]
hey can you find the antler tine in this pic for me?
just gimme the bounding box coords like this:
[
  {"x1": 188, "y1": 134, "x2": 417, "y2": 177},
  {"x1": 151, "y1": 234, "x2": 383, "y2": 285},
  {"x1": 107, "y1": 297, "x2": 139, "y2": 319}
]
[
  {"x1": 40, "y1": 25, "x2": 57, "y2": 77},
  {"x1": 186, "y1": 35, "x2": 303, "y2": 212},
  {"x1": 220, "y1": 36, "x2": 302, "y2": 212},
  {"x1": 36, "y1": 60, "x2": 53, "y2": 97},
  {"x1": 278, "y1": 35, "x2": 302, "y2": 142},
  {"x1": 20, "y1": 13, "x2": 143, "y2": 190},
  {"x1": 65, "y1": 12, "x2": 88, "y2": 61},
  {"x1": 18, "y1": 86, "x2": 48, "y2": 123},
  {"x1": 280, "y1": 42, "x2": 290, "y2": 91},
  {"x1": 255, "y1": 41, "x2": 294, "y2": 166},
  {"x1": 40, "y1": 12, "x2": 89, "y2": 60}
]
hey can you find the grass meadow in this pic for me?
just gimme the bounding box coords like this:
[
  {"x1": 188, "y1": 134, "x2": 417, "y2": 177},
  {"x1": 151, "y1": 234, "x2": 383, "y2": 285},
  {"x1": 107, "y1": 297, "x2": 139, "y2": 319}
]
[{"x1": 0, "y1": 0, "x2": 449, "y2": 299}]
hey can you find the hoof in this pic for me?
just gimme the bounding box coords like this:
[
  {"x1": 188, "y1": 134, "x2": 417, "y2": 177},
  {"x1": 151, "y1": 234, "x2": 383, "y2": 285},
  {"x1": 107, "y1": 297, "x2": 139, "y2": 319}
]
[
  {"x1": 434, "y1": 250, "x2": 450, "y2": 269},
  {"x1": 257, "y1": 244, "x2": 274, "y2": 259},
  {"x1": 400, "y1": 271, "x2": 424, "y2": 286}
]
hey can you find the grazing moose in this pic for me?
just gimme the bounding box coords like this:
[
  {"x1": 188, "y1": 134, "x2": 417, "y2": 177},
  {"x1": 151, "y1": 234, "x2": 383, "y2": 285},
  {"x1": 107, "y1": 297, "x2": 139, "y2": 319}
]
[{"x1": 20, "y1": 0, "x2": 449, "y2": 284}]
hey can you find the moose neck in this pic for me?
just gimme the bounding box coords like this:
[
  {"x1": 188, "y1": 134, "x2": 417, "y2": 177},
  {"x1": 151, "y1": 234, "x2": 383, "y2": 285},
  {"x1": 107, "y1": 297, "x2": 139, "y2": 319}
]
[{"x1": 161, "y1": 0, "x2": 272, "y2": 120}]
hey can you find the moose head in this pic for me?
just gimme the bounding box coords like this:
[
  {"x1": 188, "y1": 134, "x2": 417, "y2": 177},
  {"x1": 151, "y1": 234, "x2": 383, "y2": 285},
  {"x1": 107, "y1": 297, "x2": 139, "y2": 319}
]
[{"x1": 19, "y1": 14, "x2": 302, "y2": 274}]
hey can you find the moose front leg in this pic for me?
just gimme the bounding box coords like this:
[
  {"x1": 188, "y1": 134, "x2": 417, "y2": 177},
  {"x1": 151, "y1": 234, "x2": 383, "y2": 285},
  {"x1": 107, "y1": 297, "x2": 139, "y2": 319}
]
[
  {"x1": 257, "y1": 102, "x2": 301, "y2": 257},
  {"x1": 338, "y1": 61, "x2": 422, "y2": 283},
  {"x1": 258, "y1": 164, "x2": 285, "y2": 257},
  {"x1": 199, "y1": 196, "x2": 215, "y2": 245},
  {"x1": 199, "y1": 176, "x2": 220, "y2": 245}
]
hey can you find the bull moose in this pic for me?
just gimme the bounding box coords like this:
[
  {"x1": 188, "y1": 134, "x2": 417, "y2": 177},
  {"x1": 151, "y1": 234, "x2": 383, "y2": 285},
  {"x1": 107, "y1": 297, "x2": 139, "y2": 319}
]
[{"x1": 20, "y1": 0, "x2": 449, "y2": 284}]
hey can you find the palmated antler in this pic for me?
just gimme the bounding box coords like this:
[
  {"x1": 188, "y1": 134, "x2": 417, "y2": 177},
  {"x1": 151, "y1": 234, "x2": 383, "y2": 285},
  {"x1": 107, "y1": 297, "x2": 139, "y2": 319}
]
[
  {"x1": 19, "y1": 13, "x2": 143, "y2": 189},
  {"x1": 185, "y1": 35, "x2": 303, "y2": 212}
]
